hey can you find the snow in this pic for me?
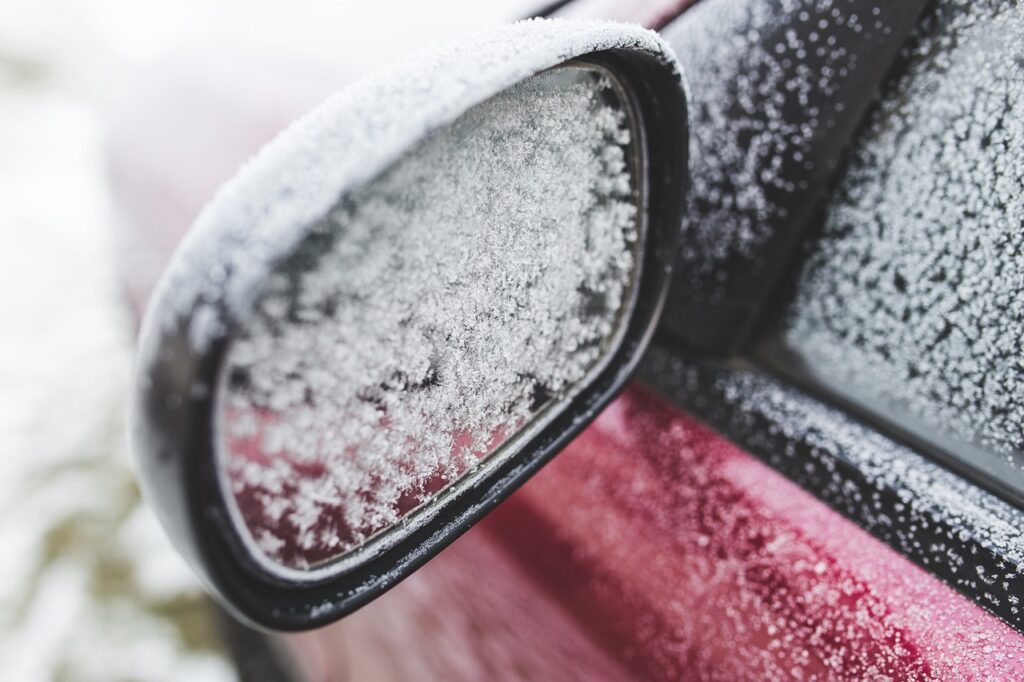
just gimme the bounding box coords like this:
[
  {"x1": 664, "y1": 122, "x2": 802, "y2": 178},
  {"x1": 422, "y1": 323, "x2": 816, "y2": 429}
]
[
  {"x1": 0, "y1": 91, "x2": 234, "y2": 682},
  {"x1": 138, "y1": 19, "x2": 676, "y2": 359},
  {"x1": 219, "y1": 65, "x2": 643, "y2": 573},
  {"x1": 131, "y1": 18, "x2": 680, "y2": 578},
  {"x1": 784, "y1": 0, "x2": 1024, "y2": 465}
]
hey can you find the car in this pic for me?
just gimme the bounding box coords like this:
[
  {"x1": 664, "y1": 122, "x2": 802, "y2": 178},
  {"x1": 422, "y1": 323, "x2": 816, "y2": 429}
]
[{"x1": 112, "y1": 0, "x2": 1024, "y2": 679}]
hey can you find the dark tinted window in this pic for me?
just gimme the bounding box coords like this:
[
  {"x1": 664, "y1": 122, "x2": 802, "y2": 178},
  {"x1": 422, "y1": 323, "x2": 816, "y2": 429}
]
[{"x1": 780, "y1": 0, "x2": 1024, "y2": 490}]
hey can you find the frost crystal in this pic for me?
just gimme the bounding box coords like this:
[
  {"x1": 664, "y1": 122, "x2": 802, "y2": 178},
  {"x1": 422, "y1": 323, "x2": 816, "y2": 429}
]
[
  {"x1": 218, "y1": 67, "x2": 641, "y2": 572},
  {"x1": 784, "y1": 0, "x2": 1024, "y2": 464}
]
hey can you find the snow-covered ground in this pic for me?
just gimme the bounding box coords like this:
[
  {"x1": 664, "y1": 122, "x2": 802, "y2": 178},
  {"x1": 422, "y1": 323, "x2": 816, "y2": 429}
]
[
  {"x1": 0, "y1": 0, "x2": 537, "y2": 679},
  {"x1": 0, "y1": 0, "x2": 241, "y2": 677}
]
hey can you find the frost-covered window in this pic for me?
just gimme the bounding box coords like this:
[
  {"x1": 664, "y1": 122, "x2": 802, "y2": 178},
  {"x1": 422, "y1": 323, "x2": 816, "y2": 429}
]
[
  {"x1": 783, "y1": 1, "x2": 1024, "y2": 476},
  {"x1": 661, "y1": 0, "x2": 867, "y2": 293},
  {"x1": 216, "y1": 66, "x2": 643, "y2": 572}
]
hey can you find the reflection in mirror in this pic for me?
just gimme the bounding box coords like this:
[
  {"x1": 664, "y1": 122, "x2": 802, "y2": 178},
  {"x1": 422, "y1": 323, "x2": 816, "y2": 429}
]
[{"x1": 217, "y1": 64, "x2": 644, "y2": 575}]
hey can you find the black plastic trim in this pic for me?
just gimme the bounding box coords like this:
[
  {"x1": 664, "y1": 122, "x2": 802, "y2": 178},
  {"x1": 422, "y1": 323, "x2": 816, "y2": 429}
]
[{"x1": 752, "y1": 339, "x2": 1024, "y2": 514}]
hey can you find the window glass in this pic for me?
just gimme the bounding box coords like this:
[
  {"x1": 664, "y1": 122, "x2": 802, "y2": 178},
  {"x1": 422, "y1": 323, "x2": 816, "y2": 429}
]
[{"x1": 782, "y1": 1, "x2": 1024, "y2": 485}]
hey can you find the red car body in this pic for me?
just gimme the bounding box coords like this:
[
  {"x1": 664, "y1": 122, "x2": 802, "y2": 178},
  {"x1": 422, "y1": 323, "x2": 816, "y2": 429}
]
[
  {"x1": 294, "y1": 387, "x2": 1024, "y2": 680},
  {"x1": 110, "y1": 0, "x2": 1024, "y2": 679}
]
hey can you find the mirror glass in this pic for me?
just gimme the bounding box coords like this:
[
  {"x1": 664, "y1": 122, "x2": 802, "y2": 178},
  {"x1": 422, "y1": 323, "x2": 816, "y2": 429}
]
[{"x1": 216, "y1": 64, "x2": 645, "y2": 575}]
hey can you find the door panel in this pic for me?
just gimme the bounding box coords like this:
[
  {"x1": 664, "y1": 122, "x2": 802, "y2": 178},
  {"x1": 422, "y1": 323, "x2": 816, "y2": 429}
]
[{"x1": 295, "y1": 0, "x2": 1024, "y2": 678}]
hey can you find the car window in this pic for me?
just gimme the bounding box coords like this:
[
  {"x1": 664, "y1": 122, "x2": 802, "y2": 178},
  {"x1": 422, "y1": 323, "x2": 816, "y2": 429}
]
[
  {"x1": 658, "y1": 0, "x2": 926, "y2": 351},
  {"x1": 778, "y1": 0, "x2": 1024, "y2": 494}
]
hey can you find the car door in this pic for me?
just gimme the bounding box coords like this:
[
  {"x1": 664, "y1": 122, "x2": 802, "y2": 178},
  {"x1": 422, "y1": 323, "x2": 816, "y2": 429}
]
[
  {"x1": 285, "y1": 1, "x2": 1024, "y2": 679},
  {"x1": 109, "y1": 0, "x2": 1024, "y2": 679}
]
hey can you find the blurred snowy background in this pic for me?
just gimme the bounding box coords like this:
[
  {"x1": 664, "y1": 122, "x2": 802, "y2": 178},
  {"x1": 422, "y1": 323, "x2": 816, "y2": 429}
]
[{"x1": 0, "y1": 0, "x2": 537, "y2": 679}]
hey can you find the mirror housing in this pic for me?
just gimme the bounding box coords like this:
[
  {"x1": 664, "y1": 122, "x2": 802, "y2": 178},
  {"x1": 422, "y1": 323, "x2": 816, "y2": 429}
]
[{"x1": 132, "y1": 19, "x2": 687, "y2": 631}]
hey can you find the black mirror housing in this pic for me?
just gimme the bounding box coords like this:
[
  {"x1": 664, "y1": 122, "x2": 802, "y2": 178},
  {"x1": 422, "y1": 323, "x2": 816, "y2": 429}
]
[{"x1": 131, "y1": 19, "x2": 688, "y2": 631}]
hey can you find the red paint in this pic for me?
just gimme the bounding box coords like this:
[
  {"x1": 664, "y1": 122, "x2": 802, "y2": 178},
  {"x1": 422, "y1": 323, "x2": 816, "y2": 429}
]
[{"x1": 292, "y1": 386, "x2": 1024, "y2": 681}]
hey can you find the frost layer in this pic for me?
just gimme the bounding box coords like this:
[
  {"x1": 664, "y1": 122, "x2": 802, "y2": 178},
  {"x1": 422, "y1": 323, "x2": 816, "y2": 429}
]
[
  {"x1": 785, "y1": 0, "x2": 1024, "y2": 463},
  {"x1": 662, "y1": 0, "x2": 871, "y2": 291},
  {"x1": 218, "y1": 67, "x2": 640, "y2": 571}
]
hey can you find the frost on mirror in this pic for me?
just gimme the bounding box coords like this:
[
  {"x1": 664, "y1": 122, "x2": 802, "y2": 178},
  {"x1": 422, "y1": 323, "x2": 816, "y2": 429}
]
[{"x1": 215, "y1": 65, "x2": 643, "y2": 574}]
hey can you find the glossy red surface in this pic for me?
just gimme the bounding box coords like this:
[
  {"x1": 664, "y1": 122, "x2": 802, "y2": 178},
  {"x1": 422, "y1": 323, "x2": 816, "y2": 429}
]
[{"x1": 291, "y1": 386, "x2": 1024, "y2": 681}]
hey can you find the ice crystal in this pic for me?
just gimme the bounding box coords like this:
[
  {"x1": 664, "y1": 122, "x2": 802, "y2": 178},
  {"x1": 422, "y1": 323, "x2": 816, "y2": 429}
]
[
  {"x1": 136, "y1": 20, "x2": 674, "y2": 354},
  {"x1": 218, "y1": 66, "x2": 641, "y2": 572},
  {"x1": 335, "y1": 374, "x2": 1024, "y2": 680}
]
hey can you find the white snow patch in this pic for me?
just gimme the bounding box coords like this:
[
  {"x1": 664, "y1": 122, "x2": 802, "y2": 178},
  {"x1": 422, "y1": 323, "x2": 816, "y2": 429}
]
[{"x1": 136, "y1": 18, "x2": 677, "y2": 361}]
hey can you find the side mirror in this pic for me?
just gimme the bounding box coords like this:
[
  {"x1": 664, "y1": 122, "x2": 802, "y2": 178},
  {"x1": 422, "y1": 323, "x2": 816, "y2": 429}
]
[{"x1": 132, "y1": 19, "x2": 687, "y2": 630}]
